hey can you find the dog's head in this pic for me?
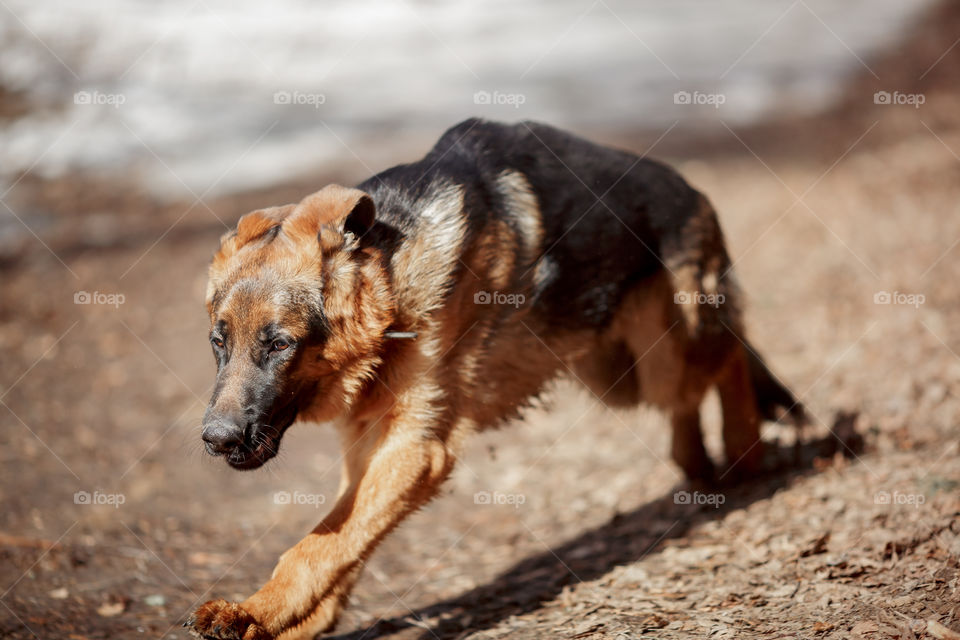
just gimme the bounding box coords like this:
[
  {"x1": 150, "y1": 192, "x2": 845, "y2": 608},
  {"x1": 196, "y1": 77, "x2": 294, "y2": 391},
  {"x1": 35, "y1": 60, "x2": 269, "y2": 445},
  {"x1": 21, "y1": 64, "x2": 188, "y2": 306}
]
[{"x1": 201, "y1": 185, "x2": 394, "y2": 469}]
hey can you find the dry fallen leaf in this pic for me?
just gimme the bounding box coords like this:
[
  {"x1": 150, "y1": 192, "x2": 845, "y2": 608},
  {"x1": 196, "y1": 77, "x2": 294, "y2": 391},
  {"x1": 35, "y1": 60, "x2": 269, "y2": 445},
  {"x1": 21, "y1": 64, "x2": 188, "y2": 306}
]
[
  {"x1": 640, "y1": 613, "x2": 669, "y2": 629},
  {"x1": 647, "y1": 591, "x2": 686, "y2": 600},
  {"x1": 569, "y1": 622, "x2": 604, "y2": 638},
  {"x1": 800, "y1": 532, "x2": 831, "y2": 558},
  {"x1": 850, "y1": 620, "x2": 879, "y2": 636},
  {"x1": 928, "y1": 620, "x2": 960, "y2": 640},
  {"x1": 96, "y1": 601, "x2": 126, "y2": 617}
]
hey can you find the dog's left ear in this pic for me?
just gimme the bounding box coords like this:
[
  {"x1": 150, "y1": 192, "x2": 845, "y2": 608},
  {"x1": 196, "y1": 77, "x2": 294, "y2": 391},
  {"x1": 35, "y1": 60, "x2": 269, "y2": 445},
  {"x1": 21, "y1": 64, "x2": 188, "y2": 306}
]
[{"x1": 287, "y1": 185, "x2": 375, "y2": 251}]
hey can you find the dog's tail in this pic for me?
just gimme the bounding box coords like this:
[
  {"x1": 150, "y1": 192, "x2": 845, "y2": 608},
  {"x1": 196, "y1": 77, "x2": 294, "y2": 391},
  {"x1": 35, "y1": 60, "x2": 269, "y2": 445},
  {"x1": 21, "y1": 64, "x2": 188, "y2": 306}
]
[{"x1": 745, "y1": 343, "x2": 806, "y2": 424}]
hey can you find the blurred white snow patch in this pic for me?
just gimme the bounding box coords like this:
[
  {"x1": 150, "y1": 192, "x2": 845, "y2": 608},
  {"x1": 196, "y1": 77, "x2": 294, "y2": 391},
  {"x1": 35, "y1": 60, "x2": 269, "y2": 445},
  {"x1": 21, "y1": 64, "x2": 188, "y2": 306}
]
[{"x1": 0, "y1": 0, "x2": 937, "y2": 200}]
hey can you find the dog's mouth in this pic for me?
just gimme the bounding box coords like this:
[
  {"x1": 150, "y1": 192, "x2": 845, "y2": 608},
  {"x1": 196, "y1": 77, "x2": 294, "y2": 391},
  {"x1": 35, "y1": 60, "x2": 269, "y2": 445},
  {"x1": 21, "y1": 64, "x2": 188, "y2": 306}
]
[{"x1": 224, "y1": 407, "x2": 298, "y2": 470}]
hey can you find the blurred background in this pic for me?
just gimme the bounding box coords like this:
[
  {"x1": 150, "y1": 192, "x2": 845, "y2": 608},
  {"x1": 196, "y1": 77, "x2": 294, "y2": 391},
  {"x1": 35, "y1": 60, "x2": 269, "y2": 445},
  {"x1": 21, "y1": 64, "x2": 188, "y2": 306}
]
[
  {"x1": 2, "y1": 1, "x2": 960, "y2": 639},
  {"x1": 0, "y1": 0, "x2": 939, "y2": 203}
]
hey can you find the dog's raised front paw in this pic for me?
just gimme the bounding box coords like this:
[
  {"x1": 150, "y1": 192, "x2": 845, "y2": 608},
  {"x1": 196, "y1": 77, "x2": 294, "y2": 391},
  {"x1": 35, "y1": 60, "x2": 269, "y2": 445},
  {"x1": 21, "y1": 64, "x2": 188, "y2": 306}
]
[{"x1": 185, "y1": 598, "x2": 273, "y2": 640}]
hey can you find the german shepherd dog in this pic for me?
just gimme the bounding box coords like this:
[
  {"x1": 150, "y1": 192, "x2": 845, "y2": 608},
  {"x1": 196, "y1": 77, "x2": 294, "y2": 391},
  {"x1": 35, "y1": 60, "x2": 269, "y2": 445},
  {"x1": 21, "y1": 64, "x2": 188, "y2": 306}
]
[{"x1": 187, "y1": 119, "x2": 803, "y2": 639}]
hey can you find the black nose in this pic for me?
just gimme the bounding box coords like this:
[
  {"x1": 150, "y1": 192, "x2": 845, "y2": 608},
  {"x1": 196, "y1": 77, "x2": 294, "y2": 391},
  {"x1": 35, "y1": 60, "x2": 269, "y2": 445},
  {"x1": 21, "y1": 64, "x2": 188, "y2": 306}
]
[{"x1": 201, "y1": 421, "x2": 245, "y2": 455}]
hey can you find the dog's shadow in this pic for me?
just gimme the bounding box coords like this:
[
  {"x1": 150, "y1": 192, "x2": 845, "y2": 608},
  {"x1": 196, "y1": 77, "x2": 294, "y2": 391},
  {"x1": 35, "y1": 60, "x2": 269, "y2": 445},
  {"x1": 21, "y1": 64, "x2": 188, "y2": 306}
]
[{"x1": 329, "y1": 418, "x2": 862, "y2": 640}]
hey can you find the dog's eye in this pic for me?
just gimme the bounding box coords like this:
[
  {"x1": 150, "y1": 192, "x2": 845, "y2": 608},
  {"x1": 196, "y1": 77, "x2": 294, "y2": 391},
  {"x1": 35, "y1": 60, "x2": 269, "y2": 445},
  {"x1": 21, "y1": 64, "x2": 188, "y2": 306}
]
[
  {"x1": 211, "y1": 337, "x2": 225, "y2": 349},
  {"x1": 270, "y1": 339, "x2": 290, "y2": 353}
]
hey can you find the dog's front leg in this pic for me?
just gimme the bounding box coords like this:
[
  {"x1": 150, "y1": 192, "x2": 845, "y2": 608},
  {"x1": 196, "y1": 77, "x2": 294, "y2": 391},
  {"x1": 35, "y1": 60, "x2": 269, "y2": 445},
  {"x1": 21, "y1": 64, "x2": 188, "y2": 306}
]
[{"x1": 187, "y1": 413, "x2": 456, "y2": 640}]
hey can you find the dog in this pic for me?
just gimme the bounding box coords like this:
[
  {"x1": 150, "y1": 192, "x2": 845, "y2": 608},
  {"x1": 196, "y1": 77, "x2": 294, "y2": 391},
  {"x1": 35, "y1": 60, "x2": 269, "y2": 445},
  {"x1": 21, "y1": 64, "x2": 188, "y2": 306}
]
[{"x1": 186, "y1": 118, "x2": 803, "y2": 639}]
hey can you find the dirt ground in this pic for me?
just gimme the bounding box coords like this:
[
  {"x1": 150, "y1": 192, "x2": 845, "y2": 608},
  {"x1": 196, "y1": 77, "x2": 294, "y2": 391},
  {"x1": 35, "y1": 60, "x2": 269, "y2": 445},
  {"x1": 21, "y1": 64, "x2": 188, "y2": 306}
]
[{"x1": 3, "y1": 5, "x2": 960, "y2": 640}]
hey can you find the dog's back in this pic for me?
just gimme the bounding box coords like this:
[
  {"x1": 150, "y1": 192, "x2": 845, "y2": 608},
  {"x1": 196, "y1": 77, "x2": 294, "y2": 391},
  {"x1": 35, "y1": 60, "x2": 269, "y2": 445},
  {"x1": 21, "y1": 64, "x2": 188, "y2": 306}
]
[{"x1": 361, "y1": 119, "x2": 708, "y2": 330}]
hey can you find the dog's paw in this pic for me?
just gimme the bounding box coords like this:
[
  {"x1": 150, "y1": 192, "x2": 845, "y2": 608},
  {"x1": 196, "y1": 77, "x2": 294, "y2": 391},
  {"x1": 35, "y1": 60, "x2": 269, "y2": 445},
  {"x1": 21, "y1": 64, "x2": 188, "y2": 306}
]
[{"x1": 185, "y1": 599, "x2": 273, "y2": 640}]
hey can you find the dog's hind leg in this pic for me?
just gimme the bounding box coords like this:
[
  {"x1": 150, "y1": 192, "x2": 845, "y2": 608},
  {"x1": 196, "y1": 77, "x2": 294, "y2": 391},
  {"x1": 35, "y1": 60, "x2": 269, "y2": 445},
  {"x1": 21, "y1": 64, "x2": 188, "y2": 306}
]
[
  {"x1": 612, "y1": 275, "x2": 715, "y2": 482},
  {"x1": 669, "y1": 403, "x2": 713, "y2": 483},
  {"x1": 716, "y1": 343, "x2": 764, "y2": 480}
]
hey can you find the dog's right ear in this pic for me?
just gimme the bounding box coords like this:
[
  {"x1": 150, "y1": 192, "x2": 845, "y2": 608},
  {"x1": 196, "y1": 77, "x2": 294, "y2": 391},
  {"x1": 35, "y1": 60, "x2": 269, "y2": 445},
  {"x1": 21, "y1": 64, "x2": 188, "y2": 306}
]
[
  {"x1": 340, "y1": 194, "x2": 375, "y2": 242},
  {"x1": 287, "y1": 185, "x2": 376, "y2": 252}
]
